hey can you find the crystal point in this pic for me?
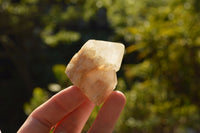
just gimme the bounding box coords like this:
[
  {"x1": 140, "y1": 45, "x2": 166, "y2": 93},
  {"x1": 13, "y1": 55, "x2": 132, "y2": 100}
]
[{"x1": 65, "y1": 40, "x2": 125, "y2": 105}]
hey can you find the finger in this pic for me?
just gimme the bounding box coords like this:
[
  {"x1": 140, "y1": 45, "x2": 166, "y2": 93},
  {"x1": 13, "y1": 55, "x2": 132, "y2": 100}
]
[
  {"x1": 18, "y1": 86, "x2": 87, "y2": 133},
  {"x1": 88, "y1": 91, "x2": 126, "y2": 133},
  {"x1": 53, "y1": 98, "x2": 95, "y2": 133}
]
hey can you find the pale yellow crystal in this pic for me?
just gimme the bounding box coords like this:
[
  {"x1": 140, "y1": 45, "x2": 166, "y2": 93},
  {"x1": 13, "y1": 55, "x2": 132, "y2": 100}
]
[{"x1": 65, "y1": 40, "x2": 125, "y2": 105}]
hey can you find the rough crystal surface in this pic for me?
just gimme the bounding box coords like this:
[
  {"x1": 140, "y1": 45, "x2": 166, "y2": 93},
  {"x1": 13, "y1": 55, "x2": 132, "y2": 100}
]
[{"x1": 65, "y1": 40, "x2": 125, "y2": 105}]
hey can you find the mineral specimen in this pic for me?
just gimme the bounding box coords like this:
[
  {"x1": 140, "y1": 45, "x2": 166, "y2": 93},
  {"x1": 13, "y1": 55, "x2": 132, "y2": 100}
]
[{"x1": 65, "y1": 40, "x2": 125, "y2": 105}]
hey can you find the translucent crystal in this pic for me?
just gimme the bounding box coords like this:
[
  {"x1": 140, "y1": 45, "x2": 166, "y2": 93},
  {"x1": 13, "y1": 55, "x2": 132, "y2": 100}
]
[{"x1": 65, "y1": 40, "x2": 125, "y2": 105}]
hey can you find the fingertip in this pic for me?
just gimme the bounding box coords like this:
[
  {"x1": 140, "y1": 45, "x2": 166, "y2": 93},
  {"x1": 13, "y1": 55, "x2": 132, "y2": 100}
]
[
  {"x1": 110, "y1": 91, "x2": 126, "y2": 106},
  {"x1": 114, "y1": 91, "x2": 126, "y2": 101},
  {"x1": 63, "y1": 85, "x2": 80, "y2": 93},
  {"x1": 58, "y1": 85, "x2": 87, "y2": 101},
  {"x1": 88, "y1": 91, "x2": 126, "y2": 133}
]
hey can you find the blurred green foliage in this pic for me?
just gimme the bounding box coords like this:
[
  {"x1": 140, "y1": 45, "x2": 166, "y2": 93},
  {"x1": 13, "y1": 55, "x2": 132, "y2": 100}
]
[
  {"x1": 52, "y1": 64, "x2": 72, "y2": 87},
  {"x1": 1, "y1": 0, "x2": 200, "y2": 132},
  {"x1": 24, "y1": 87, "x2": 49, "y2": 115}
]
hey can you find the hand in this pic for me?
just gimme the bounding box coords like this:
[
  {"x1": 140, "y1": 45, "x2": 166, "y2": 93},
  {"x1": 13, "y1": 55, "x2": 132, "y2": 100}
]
[{"x1": 18, "y1": 86, "x2": 126, "y2": 133}]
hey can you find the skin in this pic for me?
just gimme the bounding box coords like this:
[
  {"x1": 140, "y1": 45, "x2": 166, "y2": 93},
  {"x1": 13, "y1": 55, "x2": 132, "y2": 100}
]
[{"x1": 18, "y1": 86, "x2": 126, "y2": 133}]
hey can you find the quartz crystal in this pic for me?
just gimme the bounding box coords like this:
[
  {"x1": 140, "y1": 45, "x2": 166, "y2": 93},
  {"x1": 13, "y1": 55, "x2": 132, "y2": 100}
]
[{"x1": 65, "y1": 40, "x2": 125, "y2": 105}]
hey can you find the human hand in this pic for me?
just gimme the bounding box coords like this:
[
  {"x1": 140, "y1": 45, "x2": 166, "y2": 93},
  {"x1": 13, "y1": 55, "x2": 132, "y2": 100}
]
[{"x1": 18, "y1": 86, "x2": 126, "y2": 133}]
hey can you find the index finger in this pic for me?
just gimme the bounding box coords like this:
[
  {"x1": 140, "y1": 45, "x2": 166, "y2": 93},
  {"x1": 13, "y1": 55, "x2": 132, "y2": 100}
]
[
  {"x1": 88, "y1": 91, "x2": 126, "y2": 133},
  {"x1": 18, "y1": 86, "x2": 87, "y2": 133}
]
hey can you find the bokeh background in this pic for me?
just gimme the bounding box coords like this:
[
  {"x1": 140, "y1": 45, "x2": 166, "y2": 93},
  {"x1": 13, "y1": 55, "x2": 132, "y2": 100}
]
[{"x1": 1, "y1": 0, "x2": 200, "y2": 132}]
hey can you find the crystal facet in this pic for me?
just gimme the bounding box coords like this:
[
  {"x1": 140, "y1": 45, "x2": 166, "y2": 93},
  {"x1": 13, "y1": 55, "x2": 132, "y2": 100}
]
[{"x1": 65, "y1": 40, "x2": 125, "y2": 105}]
